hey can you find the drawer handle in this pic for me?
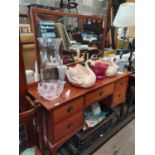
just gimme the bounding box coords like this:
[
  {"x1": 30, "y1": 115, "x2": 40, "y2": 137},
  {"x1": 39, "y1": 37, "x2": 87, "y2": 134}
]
[
  {"x1": 67, "y1": 106, "x2": 73, "y2": 112},
  {"x1": 99, "y1": 90, "x2": 104, "y2": 96},
  {"x1": 67, "y1": 123, "x2": 73, "y2": 129},
  {"x1": 118, "y1": 93, "x2": 122, "y2": 97},
  {"x1": 120, "y1": 82, "x2": 123, "y2": 86}
]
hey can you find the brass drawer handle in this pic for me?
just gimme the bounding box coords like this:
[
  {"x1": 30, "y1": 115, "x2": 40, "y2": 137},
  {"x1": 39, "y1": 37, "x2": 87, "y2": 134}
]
[
  {"x1": 67, "y1": 123, "x2": 73, "y2": 129},
  {"x1": 99, "y1": 90, "x2": 104, "y2": 96},
  {"x1": 67, "y1": 106, "x2": 73, "y2": 112}
]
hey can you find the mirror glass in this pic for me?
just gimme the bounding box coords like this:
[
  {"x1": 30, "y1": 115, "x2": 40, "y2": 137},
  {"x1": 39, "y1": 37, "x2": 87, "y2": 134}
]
[{"x1": 19, "y1": 6, "x2": 107, "y2": 85}]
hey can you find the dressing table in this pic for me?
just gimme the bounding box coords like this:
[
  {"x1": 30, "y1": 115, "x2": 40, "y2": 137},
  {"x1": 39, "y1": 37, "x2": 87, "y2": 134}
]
[{"x1": 28, "y1": 71, "x2": 132, "y2": 155}]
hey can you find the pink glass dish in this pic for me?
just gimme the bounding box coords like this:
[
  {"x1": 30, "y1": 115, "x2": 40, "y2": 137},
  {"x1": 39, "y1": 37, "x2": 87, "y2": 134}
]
[{"x1": 37, "y1": 80, "x2": 64, "y2": 100}]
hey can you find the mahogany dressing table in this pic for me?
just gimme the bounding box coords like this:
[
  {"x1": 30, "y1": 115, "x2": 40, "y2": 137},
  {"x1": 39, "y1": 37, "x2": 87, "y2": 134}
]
[{"x1": 28, "y1": 71, "x2": 132, "y2": 155}]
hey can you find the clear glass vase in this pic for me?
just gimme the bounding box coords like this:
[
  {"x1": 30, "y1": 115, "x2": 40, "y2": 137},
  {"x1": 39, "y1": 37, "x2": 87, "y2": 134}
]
[
  {"x1": 37, "y1": 38, "x2": 65, "y2": 100},
  {"x1": 37, "y1": 38, "x2": 62, "y2": 80}
]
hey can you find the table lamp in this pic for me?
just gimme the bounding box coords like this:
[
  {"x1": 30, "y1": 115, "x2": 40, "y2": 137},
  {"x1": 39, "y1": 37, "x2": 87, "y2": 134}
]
[{"x1": 113, "y1": 2, "x2": 135, "y2": 59}]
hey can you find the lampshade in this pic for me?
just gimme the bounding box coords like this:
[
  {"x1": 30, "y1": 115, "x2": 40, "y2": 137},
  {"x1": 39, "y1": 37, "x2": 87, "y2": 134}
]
[{"x1": 113, "y1": 2, "x2": 135, "y2": 27}]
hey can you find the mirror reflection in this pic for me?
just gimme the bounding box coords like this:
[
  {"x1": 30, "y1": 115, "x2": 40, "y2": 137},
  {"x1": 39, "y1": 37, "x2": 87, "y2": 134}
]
[{"x1": 19, "y1": 6, "x2": 107, "y2": 85}]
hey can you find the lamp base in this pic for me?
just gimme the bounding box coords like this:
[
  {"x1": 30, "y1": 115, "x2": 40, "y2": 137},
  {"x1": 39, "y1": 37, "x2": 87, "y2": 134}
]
[{"x1": 116, "y1": 49, "x2": 129, "y2": 59}]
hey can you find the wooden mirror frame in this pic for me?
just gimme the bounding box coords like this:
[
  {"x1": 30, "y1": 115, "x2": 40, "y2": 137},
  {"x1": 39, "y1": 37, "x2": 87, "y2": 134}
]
[{"x1": 29, "y1": 7, "x2": 108, "y2": 73}]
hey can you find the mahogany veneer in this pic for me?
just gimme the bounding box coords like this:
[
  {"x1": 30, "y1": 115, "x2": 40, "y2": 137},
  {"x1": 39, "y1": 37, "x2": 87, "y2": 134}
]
[{"x1": 28, "y1": 71, "x2": 132, "y2": 155}]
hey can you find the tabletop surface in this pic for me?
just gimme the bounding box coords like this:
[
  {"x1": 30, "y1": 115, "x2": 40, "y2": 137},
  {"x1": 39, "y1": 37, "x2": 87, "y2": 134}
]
[{"x1": 28, "y1": 71, "x2": 132, "y2": 111}]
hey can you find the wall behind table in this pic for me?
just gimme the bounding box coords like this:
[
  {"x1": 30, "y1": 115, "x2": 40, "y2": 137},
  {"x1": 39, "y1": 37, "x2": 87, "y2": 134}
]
[{"x1": 19, "y1": 0, "x2": 109, "y2": 16}]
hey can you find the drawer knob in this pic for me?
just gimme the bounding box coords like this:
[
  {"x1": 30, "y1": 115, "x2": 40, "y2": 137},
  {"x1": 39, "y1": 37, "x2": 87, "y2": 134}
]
[
  {"x1": 67, "y1": 123, "x2": 73, "y2": 129},
  {"x1": 99, "y1": 90, "x2": 104, "y2": 96},
  {"x1": 120, "y1": 82, "x2": 123, "y2": 86},
  {"x1": 67, "y1": 106, "x2": 73, "y2": 112},
  {"x1": 118, "y1": 93, "x2": 122, "y2": 97}
]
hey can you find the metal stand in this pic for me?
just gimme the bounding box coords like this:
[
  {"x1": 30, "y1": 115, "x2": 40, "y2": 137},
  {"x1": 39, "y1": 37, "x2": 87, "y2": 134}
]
[{"x1": 120, "y1": 27, "x2": 127, "y2": 59}]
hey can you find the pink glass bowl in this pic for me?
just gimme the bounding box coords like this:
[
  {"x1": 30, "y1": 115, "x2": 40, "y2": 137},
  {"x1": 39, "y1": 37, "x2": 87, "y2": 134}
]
[
  {"x1": 37, "y1": 80, "x2": 64, "y2": 100},
  {"x1": 91, "y1": 62, "x2": 109, "y2": 79}
]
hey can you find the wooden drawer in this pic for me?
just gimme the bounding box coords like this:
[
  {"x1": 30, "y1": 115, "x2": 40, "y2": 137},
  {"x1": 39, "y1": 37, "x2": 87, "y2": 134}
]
[
  {"x1": 112, "y1": 77, "x2": 129, "y2": 106},
  {"x1": 115, "y1": 77, "x2": 128, "y2": 91},
  {"x1": 53, "y1": 97, "x2": 84, "y2": 124},
  {"x1": 54, "y1": 111, "x2": 83, "y2": 142},
  {"x1": 112, "y1": 90, "x2": 126, "y2": 107},
  {"x1": 86, "y1": 83, "x2": 114, "y2": 107}
]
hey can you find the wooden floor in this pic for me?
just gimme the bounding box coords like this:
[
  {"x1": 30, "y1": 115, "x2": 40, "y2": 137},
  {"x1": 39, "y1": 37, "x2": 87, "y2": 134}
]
[{"x1": 93, "y1": 120, "x2": 135, "y2": 155}]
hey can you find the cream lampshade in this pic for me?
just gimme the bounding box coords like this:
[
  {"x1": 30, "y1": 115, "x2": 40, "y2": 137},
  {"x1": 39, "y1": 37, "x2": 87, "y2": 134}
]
[{"x1": 113, "y1": 2, "x2": 135, "y2": 28}]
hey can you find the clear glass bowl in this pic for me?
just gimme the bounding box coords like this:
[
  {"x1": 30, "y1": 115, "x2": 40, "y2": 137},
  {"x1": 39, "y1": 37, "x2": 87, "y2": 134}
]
[{"x1": 37, "y1": 80, "x2": 64, "y2": 100}]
